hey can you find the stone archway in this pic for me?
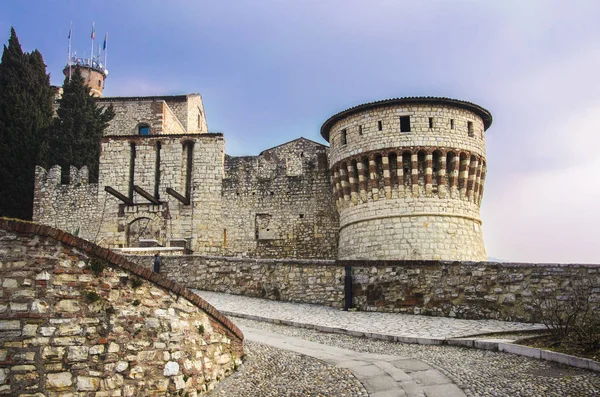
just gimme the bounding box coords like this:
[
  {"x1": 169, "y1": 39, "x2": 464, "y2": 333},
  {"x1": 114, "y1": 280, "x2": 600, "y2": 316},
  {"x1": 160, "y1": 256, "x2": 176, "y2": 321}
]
[{"x1": 126, "y1": 217, "x2": 163, "y2": 247}]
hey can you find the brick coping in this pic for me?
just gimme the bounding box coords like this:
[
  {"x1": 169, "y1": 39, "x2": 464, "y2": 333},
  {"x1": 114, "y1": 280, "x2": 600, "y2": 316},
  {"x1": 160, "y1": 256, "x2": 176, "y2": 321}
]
[{"x1": 0, "y1": 218, "x2": 244, "y2": 342}]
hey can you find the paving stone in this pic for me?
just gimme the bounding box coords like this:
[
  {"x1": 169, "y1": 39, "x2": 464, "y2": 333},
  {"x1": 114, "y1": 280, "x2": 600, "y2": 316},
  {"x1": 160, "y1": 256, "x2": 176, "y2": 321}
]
[
  {"x1": 362, "y1": 375, "x2": 400, "y2": 393},
  {"x1": 408, "y1": 369, "x2": 452, "y2": 386},
  {"x1": 422, "y1": 384, "x2": 465, "y2": 397}
]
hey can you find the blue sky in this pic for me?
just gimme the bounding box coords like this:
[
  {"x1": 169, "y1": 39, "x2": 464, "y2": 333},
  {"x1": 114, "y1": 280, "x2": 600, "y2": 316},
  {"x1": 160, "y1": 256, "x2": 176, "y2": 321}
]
[{"x1": 2, "y1": 0, "x2": 600, "y2": 263}]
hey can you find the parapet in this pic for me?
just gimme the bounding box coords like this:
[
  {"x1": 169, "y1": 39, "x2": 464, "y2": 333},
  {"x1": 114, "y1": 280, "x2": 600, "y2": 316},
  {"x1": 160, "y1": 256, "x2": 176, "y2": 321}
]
[{"x1": 35, "y1": 165, "x2": 90, "y2": 185}]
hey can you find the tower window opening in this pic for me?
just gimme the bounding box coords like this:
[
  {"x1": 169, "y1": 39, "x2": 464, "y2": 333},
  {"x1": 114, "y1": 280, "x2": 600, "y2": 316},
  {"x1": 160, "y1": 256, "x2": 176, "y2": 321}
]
[
  {"x1": 138, "y1": 124, "x2": 150, "y2": 136},
  {"x1": 378, "y1": 120, "x2": 383, "y2": 131},
  {"x1": 450, "y1": 119, "x2": 455, "y2": 129},
  {"x1": 400, "y1": 116, "x2": 411, "y2": 132},
  {"x1": 197, "y1": 114, "x2": 202, "y2": 128},
  {"x1": 98, "y1": 79, "x2": 102, "y2": 87},
  {"x1": 468, "y1": 121, "x2": 474, "y2": 137},
  {"x1": 428, "y1": 117, "x2": 433, "y2": 129},
  {"x1": 358, "y1": 125, "x2": 363, "y2": 135},
  {"x1": 340, "y1": 129, "x2": 347, "y2": 145}
]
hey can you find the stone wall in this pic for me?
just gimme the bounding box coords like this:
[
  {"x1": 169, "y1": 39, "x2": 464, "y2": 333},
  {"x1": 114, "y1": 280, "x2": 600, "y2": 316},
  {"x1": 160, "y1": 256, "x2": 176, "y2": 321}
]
[
  {"x1": 221, "y1": 138, "x2": 338, "y2": 259},
  {"x1": 127, "y1": 255, "x2": 343, "y2": 306},
  {"x1": 127, "y1": 254, "x2": 600, "y2": 322},
  {"x1": 33, "y1": 165, "x2": 100, "y2": 243},
  {"x1": 0, "y1": 219, "x2": 243, "y2": 396}
]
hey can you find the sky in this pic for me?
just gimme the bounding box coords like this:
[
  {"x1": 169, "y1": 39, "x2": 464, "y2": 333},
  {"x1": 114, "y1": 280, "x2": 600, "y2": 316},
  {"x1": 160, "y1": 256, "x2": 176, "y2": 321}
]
[{"x1": 2, "y1": 0, "x2": 600, "y2": 264}]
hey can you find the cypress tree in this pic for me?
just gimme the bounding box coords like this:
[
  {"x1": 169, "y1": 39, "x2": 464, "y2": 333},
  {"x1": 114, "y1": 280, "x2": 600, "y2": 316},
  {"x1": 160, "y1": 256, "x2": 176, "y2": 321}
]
[
  {"x1": 0, "y1": 27, "x2": 53, "y2": 220},
  {"x1": 48, "y1": 68, "x2": 115, "y2": 183}
]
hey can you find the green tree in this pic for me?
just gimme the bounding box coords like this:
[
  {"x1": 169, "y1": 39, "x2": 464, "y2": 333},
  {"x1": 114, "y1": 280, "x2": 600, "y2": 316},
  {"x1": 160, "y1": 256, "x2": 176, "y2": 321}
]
[
  {"x1": 48, "y1": 68, "x2": 115, "y2": 183},
  {"x1": 0, "y1": 27, "x2": 53, "y2": 220}
]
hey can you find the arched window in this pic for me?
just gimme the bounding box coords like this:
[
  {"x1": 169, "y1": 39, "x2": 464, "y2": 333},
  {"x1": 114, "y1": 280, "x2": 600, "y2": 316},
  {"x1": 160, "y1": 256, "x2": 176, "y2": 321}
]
[{"x1": 138, "y1": 124, "x2": 150, "y2": 136}]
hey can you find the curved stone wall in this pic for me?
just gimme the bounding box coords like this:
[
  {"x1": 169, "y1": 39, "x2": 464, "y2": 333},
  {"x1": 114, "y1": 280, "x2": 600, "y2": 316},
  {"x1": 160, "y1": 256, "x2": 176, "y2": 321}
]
[
  {"x1": 0, "y1": 219, "x2": 243, "y2": 396},
  {"x1": 321, "y1": 98, "x2": 491, "y2": 261}
]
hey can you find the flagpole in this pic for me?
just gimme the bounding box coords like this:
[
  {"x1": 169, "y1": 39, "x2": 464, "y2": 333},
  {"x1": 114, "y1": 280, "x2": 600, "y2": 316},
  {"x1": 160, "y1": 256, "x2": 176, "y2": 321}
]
[
  {"x1": 90, "y1": 22, "x2": 95, "y2": 67},
  {"x1": 104, "y1": 33, "x2": 108, "y2": 70},
  {"x1": 68, "y1": 22, "x2": 72, "y2": 81}
]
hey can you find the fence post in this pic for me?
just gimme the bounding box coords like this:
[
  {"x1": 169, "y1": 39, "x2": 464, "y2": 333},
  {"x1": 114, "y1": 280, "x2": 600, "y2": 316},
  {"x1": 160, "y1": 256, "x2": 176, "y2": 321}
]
[{"x1": 344, "y1": 265, "x2": 353, "y2": 310}]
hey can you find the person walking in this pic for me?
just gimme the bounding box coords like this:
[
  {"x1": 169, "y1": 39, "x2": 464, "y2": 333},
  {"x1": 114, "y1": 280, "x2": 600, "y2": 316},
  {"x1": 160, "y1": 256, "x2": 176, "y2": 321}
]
[{"x1": 153, "y1": 253, "x2": 161, "y2": 273}]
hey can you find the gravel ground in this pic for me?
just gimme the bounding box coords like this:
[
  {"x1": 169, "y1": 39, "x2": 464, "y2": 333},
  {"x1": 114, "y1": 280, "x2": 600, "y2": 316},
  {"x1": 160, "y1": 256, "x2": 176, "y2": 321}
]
[
  {"x1": 231, "y1": 317, "x2": 600, "y2": 397},
  {"x1": 208, "y1": 340, "x2": 368, "y2": 397}
]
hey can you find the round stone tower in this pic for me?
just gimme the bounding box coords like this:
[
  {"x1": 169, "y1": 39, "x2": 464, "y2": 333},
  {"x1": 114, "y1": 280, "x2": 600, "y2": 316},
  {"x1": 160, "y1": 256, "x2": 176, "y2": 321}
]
[
  {"x1": 63, "y1": 59, "x2": 107, "y2": 97},
  {"x1": 321, "y1": 97, "x2": 492, "y2": 261}
]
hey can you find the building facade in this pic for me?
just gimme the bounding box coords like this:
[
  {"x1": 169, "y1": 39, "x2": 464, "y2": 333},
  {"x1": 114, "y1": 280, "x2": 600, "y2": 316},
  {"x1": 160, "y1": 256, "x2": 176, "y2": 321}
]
[{"x1": 34, "y1": 69, "x2": 492, "y2": 261}]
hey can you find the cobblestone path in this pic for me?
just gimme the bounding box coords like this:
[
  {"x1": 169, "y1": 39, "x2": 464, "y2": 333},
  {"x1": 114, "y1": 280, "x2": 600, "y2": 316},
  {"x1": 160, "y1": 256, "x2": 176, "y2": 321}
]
[{"x1": 195, "y1": 290, "x2": 545, "y2": 339}]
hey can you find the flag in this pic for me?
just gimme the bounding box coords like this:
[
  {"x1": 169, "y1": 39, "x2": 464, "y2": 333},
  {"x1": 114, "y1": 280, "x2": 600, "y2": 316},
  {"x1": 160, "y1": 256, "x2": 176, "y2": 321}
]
[
  {"x1": 68, "y1": 23, "x2": 72, "y2": 39},
  {"x1": 91, "y1": 23, "x2": 95, "y2": 40},
  {"x1": 103, "y1": 33, "x2": 107, "y2": 50}
]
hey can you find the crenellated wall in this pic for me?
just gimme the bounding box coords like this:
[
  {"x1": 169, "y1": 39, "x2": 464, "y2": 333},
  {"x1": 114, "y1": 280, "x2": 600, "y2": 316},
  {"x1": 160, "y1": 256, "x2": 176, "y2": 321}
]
[
  {"x1": 126, "y1": 254, "x2": 600, "y2": 323},
  {"x1": 0, "y1": 219, "x2": 244, "y2": 396},
  {"x1": 321, "y1": 98, "x2": 491, "y2": 261},
  {"x1": 33, "y1": 165, "x2": 100, "y2": 242}
]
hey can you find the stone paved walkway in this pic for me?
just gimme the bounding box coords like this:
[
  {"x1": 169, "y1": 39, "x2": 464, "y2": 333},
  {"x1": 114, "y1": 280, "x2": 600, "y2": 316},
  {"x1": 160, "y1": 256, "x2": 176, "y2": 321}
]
[
  {"x1": 241, "y1": 325, "x2": 465, "y2": 397},
  {"x1": 195, "y1": 290, "x2": 545, "y2": 340}
]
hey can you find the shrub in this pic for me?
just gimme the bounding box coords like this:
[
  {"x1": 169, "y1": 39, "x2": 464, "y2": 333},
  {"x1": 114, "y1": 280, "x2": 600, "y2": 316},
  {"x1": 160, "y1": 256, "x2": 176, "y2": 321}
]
[{"x1": 532, "y1": 280, "x2": 600, "y2": 352}]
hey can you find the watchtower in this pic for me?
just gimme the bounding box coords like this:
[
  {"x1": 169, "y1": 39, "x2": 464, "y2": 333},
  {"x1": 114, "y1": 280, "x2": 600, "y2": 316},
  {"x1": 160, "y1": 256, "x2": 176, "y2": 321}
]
[
  {"x1": 321, "y1": 97, "x2": 492, "y2": 261},
  {"x1": 63, "y1": 56, "x2": 108, "y2": 97}
]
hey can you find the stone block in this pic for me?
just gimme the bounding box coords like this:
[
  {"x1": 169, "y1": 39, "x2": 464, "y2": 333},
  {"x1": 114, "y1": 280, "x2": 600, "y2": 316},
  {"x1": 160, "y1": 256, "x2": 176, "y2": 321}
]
[
  {"x1": 540, "y1": 350, "x2": 589, "y2": 370},
  {"x1": 67, "y1": 346, "x2": 89, "y2": 361},
  {"x1": 46, "y1": 372, "x2": 73, "y2": 390},
  {"x1": 498, "y1": 343, "x2": 541, "y2": 359},
  {"x1": 164, "y1": 361, "x2": 179, "y2": 376},
  {"x1": 77, "y1": 376, "x2": 100, "y2": 391}
]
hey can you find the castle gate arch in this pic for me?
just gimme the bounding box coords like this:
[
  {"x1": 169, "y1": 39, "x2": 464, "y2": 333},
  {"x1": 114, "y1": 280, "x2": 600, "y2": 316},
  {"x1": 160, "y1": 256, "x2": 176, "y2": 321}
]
[{"x1": 126, "y1": 216, "x2": 165, "y2": 247}]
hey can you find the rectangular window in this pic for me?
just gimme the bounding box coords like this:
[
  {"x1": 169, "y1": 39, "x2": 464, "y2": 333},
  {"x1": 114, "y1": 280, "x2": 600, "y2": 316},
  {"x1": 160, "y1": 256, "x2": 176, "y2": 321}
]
[
  {"x1": 468, "y1": 121, "x2": 474, "y2": 137},
  {"x1": 358, "y1": 125, "x2": 363, "y2": 135},
  {"x1": 450, "y1": 119, "x2": 454, "y2": 129},
  {"x1": 340, "y1": 129, "x2": 347, "y2": 145},
  {"x1": 378, "y1": 120, "x2": 382, "y2": 131},
  {"x1": 400, "y1": 116, "x2": 411, "y2": 132},
  {"x1": 428, "y1": 117, "x2": 433, "y2": 129}
]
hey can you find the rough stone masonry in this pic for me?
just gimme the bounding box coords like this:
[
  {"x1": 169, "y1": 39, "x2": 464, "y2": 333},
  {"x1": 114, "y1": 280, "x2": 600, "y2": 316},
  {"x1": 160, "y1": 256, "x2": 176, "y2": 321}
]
[
  {"x1": 33, "y1": 92, "x2": 492, "y2": 262},
  {"x1": 0, "y1": 219, "x2": 243, "y2": 396}
]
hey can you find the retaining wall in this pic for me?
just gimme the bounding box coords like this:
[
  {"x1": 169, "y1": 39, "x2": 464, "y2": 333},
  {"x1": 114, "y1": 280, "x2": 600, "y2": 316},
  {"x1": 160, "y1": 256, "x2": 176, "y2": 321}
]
[
  {"x1": 128, "y1": 255, "x2": 600, "y2": 322},
  {"x1": 0, "y1": 219, "x2": 243, "y2": 396}
]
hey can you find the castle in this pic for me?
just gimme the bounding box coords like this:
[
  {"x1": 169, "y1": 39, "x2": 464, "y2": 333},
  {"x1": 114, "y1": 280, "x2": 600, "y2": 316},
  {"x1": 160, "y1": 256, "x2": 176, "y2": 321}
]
[{"x1": 34, "y1": 60, "x2": 492, "y2": 261}]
